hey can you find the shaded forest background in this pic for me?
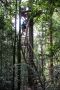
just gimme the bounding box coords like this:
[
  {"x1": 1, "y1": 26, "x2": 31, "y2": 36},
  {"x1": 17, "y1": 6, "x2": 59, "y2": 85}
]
[{"x1": 0, "y1": 0, "x2": 60, "y2": 90}]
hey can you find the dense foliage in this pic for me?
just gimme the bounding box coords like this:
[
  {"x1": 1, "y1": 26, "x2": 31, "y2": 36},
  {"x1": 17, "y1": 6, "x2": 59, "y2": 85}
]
[{"x1": 0, "y1": 0, "x2": 60, "y2": 90}]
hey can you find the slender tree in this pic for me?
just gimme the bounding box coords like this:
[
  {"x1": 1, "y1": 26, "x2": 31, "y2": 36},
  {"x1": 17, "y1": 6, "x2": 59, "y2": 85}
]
[
  {"x1": 17, "y1": 0, "x2": 21, "y2": 90},
  {"x1": 12, "y1": 0, "x2": 17, "y2": 90},
  {"x1": 48, "y1": 0, "x2": 54, "y2": 83}
]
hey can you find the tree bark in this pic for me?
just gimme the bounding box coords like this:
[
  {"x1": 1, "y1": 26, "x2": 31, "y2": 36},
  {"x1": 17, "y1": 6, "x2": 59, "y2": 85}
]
[
  {"x1": 12, "y1": 0, "x2": 17, "y2": 90},
  {"x1": 17, "y1": 0, "x2": 21, "y2": 90},
  {"x1": 48, "y1": 1, "x2": 54, "y2": 83}
]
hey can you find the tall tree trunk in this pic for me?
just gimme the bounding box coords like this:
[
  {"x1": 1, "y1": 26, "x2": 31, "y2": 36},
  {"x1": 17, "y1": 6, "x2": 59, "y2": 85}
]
[
  {"x1": 28, "y1": 18, "x2": 34, "y2": 87},
  {"x1": 17, "y1": 0, "x2": 21, "y2": 90},
  {"x1": 48, "y1": 1, "x2": 54, "y2": 83},
  {"x1": 41, "y1": 23, "x2": 45, "y2": 90},
  {"x1": 28, "y1": 0, "x2": 34, "y2": 88},
  {"x1": 0, "y1": 30, "x2": 3, "y2": 76},
  {"x1": 49, "y1": 15, "x2": 53, "y2": 83},
  {"x1": 12, "y1": 0, "x2": 17, "y2": 90}
]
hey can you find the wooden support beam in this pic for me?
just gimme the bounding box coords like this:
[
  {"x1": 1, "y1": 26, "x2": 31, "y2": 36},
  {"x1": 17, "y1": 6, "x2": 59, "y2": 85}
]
[{"x1": 21, "y1": 9, "x2": 42, "y2": 17}]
